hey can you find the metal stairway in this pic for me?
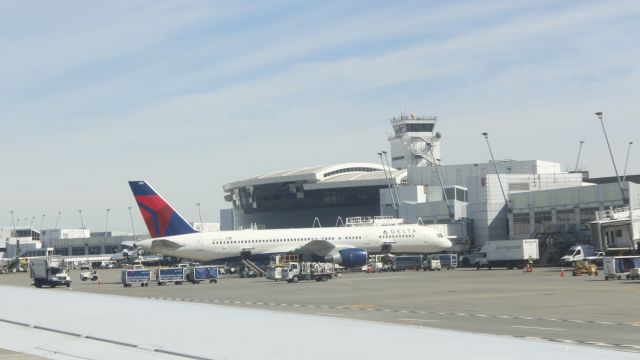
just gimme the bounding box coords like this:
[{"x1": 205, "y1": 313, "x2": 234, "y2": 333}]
[
  {"x1": 241, "y1": 259, "x2": 265, "y2": 277},
  {"x1": 532, "y1": 224, "x2": 584, "y2": 266}
]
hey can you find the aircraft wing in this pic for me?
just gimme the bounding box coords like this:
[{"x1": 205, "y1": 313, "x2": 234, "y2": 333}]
[
  {"x1": 296, "y1": 240, "x2": 358, "y2": 257},
  {"x1": 0, "y1": 285, "x2": 636, "y2": 360}
]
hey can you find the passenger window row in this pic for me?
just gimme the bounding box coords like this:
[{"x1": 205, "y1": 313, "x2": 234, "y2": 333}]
[{"x1": 211, "y1": 235, "x2": 362, "y2": 245}]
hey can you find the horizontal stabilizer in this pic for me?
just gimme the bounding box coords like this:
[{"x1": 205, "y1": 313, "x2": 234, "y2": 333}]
[{"x1": 149, "y1": 238, "x2": 184, "y2": 250}]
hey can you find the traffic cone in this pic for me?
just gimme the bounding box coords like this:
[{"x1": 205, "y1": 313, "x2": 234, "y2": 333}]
[{"x1": 560, "y1": 268, "x2": 564, "y2": 277}]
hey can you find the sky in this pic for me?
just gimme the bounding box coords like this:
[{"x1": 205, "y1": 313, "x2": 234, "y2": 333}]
[{"x1": 1, "y1": 0, "x2": 639, "y2": 234}]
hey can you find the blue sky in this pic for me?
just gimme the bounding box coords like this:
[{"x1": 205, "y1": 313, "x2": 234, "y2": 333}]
[{"x1": 1, "y1": 0, "x2": 639, "y2": 234}]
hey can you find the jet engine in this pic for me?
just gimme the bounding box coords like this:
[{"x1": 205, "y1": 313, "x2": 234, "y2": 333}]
[
  {"x1": 122, "y1": 249, "x2": 144, "y2": 258},
  {"x1": 325, "y1": 248, "x2": 368, "y2": 268}
]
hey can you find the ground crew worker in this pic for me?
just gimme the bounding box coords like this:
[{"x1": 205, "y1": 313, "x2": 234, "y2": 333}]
[{"x1": 527, "y1": 255, "x2": 534, "y2": 272}]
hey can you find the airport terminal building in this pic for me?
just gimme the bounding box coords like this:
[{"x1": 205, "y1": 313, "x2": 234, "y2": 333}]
[
  {"x1": 221, "y1": 113, "x2": 639, "y2": 261},
  {"x1": 222, "y1": 163, "x2": 407, "y2": 229}
]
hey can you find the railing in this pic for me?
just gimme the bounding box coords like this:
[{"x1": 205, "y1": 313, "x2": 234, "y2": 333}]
[{"x1": 241, "y1": 259, "x2": 264, "y2": 277}]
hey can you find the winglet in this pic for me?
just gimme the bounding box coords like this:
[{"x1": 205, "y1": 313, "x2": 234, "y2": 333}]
[{"x1": 128, "y1": 181, "x2": 198, "y2": 238}]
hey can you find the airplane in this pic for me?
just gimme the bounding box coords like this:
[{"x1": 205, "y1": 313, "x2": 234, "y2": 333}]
[
  {"x1": 0, "y1": 257, "x2": 20, "y2": 273},
  {"x1": 110, "y1": 241, "x2": 163, "y2": 265},
  {"x1": 129, "y1": 180, "x2": 452, "y2": 268}
]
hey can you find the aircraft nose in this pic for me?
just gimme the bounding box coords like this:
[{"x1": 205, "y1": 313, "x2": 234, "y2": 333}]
[{"x1": 440, "y1": 237, "x2": 453, "y2": 250}]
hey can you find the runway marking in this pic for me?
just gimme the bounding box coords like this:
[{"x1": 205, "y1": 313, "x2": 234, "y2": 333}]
[
  {"x1": 314, "y1": 313, "x2": 344, "y2": 316},
  {"x1": 511, "y1": 325, "x2": 566, "y2": 331},
  {"x1": 399, "y1": 318, "x2": 439, "y2": 322},
  {"x1": 557, "y1": 339, "x2": 578, "y2": 344},
  {"x1": 346, "y1": 276, "x2": 416, "y2": 281},
  {"x1": 194, "y1": 298, "x2": 639, "y2": 329},
  {"x1": 584, "y1": 341, "x2": 612, "y2": 347}
]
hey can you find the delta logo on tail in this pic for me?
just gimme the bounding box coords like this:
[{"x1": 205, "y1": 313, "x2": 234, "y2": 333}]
[{"x1": 128, "y1": 181, "x2": 197, "y2": 238}]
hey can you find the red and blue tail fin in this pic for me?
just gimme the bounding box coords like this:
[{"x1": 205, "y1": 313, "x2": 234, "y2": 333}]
[{"x1": 128, "y1": 181, "x2": 198, "y2": 238}]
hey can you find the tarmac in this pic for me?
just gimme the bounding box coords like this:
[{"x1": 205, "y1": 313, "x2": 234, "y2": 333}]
[{"x1": 2, "y1": 266, "x2": 640, "y2": 354}]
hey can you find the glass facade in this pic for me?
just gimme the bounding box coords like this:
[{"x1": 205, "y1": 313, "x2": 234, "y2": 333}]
[
  {"x1": 556, "y1": 209, "x2": 575, "y2": 224},
  {"x1": 534, "y1": 211, "x2": 552, "y2": 232},
  {"x1": 104, "y1": 245, "x2": 119, "y2": 254},
  {"x1": 236, "y1": 184, "x2": 382, "y2": 214},
  {"x1": 513, "y1": 212, "x2": 530, "y2": 235},
  {"x1": 54, "y1": 248, "x2": 69, "y2": 256},
  {"x1": 88, "y1": 246, "x2": 101, "y2": 255},
  {"x1": 394, "y1": 123, "x2": 434, "y2": 133},
  {"x1": 580, "y1": 207, "x2": 599, "y2": 232}
]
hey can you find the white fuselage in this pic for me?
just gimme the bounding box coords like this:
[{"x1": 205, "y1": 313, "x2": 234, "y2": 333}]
[{"x1": 137, "y1": 224, "x2": 452, "y2": 261}]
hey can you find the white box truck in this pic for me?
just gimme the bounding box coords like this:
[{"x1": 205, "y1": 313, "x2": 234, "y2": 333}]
[
  {"x1": 473, "y1": 239, "x2": 539, "y2": 270},
  {"x1": 30, "y1": 257, "x2": 71, "y2": 288}
]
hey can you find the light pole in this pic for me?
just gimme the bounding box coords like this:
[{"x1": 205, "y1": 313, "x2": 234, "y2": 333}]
[
  {"x1": 128, "y1": 206, "x2": 135, "y2": 237},
  {"x1": 10, "y1": 211, "x2": 16, "y2": 232},
  {"x1": 622, "y1": 141, "x2": 633, "y2": 184},
  {"x1": 574, "y1": 140, "x2": 585, "y2": 172},
  {"x1": 55, "y1": 211, "x2": 61, "y2": 229},
  {"x1": 78, "y1": 209, "x2": 84, "y2": 229},
  {"x1": 39, "y1": 214, "x2": 45, "y2": 243},
  {"x1": 196, "y1": 203, "x2": 203, "y2": 231},
  {"x1": 595, "y1": 112, "x2": 625, "y2": 202},
  {"x1": 105, "y1": 209, "x2": 110, "y2": 236},
  {"x1": 377, "y1": 152, "x2": 397, "y2": 212},
  {"x1": 482, "y1": 132, "x2": 510, "y2": 238},
  {"x1": 104, "y1": 208, "x2": 110, "y2": 254},
  {"x1": 481, "y1": 132, "x2": 509, "y2": 208},
  {"x1": 382, "y1": 151, "x2": 401, "y2": 213},
  {"x1": 78, "y1": 209, "x2": 86, "y2": 255}
]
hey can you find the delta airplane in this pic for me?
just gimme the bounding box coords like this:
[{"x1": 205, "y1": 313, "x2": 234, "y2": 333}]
[{"x1": 129, "y1": 180, "x2": 452, "y2": 268}]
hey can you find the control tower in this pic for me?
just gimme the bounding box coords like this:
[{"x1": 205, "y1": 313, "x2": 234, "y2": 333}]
[{"x1": 388, "y1": 113, "x2": 441, "y2": 169}]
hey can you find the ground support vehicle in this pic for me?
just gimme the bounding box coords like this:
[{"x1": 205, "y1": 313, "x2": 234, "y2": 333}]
[
  {"x1": 30, "y1": 257, "x2": 71, "y2": 288},
  {"x1": 80, "y1": 270, "x2": 100, "y2": 281},
  {"x1": 572, "y1": 261, "x2": 598, "y2": 276},
  {"x1": 585, "y1": 252, "x2": 605, "y2": 268},
  {"x1": 121, "y1": 269, "x2": 151, "y2": 287},
  {"x1": 432, "y1": 253, "x2": 457, "y2": 269},
  {"x1": 393, "y1": 255, "x2": 423, "y2": 271},
  {"x1": 422, "y1": 258, "x2": 442, "y2": 271},
  {"x1": 474, "y1": 239, "x2": 539, "y2": 270},
  {"x1": 628, "y1": 268, "x2": 640, "y2": 280},
  {"x1": 282, "y1": 262, "x2": 335, "y2": 283},
  {"x1": 267, "y1": 254, "x2": 299, "y2": 280},
  {"x1": 560, "y1": 245, "x2": 595, "y2": 266},
  {"x1": 156, "y1": 267, "x2": 186, "y2": 285},
  {"x1": 604, "y1": 256, "x2": 640, "y2": 280},
  {"x1": 187, "y1": 266, "x2": 218, "y2": 284},
  {"x1": 266, "y1": 265, "x2": 284, "y2": 280}
]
